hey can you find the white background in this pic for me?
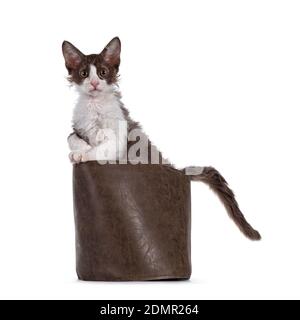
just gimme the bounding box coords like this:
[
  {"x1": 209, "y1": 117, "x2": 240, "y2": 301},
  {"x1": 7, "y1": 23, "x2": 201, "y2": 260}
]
[{"x1": 0, "y1": 0, "x2": 299, "y2": 299}]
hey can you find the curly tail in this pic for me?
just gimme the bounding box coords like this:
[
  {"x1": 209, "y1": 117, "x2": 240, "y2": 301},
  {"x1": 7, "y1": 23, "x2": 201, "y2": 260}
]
[{"x1": 185, "y1": 166, "x2": 261, "y2": 240}]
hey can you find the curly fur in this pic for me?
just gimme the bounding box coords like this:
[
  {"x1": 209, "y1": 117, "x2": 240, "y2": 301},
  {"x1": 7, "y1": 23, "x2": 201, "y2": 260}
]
[{"x1": 188, "y1": 166, "x2": 261, "y2": 240}]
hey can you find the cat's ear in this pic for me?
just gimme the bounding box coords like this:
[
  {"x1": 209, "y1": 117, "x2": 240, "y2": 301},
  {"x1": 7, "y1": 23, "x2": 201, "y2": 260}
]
[
  {"x1": 100, "y1": 37, "x2": 121, "y2": 68},
  {"x1": 62, "y1": 41, "x2": 84, "y2": 70}
]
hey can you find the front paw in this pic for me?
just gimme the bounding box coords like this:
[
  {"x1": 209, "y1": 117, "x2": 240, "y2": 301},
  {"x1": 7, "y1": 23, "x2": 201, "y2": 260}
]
[
  {"x1": 95, "y1": 129, "x2": 106, "y2": 144},
  {"x1": 69, "y1": 151, "x2": 85, "y2": 164}
]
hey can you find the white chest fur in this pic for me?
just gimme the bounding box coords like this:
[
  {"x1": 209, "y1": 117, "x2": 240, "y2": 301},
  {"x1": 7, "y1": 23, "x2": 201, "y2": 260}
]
[{"x1": 72, "y1": 92, "x2": 125, "y2": 147}]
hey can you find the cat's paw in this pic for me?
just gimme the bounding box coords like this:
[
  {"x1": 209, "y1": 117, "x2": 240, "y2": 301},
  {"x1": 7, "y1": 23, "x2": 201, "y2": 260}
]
[
  {"x1": 69, "y1": 151, "x2": 85, "y2": 164},
  {"x1": 95, "y1": 129, "x2": 106, "y2": 144}
]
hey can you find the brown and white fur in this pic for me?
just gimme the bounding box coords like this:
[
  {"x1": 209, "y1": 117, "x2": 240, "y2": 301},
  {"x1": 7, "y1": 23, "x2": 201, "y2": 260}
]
[{"x1": 62, "y1": 37, "x2": 261, "y2": 240}]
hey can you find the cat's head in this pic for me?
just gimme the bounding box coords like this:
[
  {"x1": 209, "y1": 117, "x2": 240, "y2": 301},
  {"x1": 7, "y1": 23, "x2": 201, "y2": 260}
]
[{"x1": 62, "y1": 37, "x2": 121, "y2": 97}]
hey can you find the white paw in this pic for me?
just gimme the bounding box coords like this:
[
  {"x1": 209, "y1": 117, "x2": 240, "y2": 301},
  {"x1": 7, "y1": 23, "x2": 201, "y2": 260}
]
[
  {"x1": 69, "y1": 151, "x2": 85, "y2": 164},
  {"x1": 95, "y1": 129, "x2": 106, "y2": 144}
]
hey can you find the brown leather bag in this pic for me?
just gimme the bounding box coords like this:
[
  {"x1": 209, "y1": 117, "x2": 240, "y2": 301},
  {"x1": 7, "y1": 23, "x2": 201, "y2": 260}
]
[
  {"x1": 73, "y1": 162, "x2": 191, "y2": 281},
  {"x1": 73, "y1": 161, "x2": 260, "y2": 281}
]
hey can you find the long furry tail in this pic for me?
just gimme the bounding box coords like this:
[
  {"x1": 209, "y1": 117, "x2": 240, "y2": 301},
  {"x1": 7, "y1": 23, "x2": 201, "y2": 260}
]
[{"x1": 186, "y1": 166, "x2": 261, "y2": 240}]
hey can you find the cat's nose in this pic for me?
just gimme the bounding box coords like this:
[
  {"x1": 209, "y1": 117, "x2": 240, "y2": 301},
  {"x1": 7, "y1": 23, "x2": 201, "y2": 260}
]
[{"x1": 91, "y1": 79, "x2": 99, "y2": 89}]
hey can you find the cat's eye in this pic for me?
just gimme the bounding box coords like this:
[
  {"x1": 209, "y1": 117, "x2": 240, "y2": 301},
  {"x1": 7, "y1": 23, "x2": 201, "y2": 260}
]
[
  {"x1": 99, "y1": 67, "x2": 109, "y2": 78},
  {"x1": 80, "y1": 70, "x2": 88, "y2": 78}
]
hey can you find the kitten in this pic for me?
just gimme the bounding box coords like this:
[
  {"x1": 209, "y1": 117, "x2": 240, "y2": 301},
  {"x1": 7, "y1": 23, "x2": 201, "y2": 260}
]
[
  {"x1": 63, "y1": 37, "x2": 141, "y2": 163},
  {"x1": 62, "y1": 37, "x2": 261, "y2": 240}
]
